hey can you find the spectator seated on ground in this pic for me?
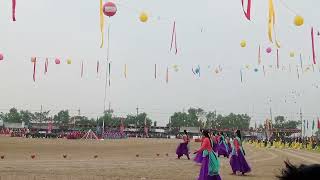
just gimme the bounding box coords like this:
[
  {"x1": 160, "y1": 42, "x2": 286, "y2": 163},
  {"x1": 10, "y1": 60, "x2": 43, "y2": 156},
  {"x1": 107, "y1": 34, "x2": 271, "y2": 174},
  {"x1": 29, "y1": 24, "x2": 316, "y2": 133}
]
[{"x1": 277, "y1": 161, "x2": 320, "y2": 180}]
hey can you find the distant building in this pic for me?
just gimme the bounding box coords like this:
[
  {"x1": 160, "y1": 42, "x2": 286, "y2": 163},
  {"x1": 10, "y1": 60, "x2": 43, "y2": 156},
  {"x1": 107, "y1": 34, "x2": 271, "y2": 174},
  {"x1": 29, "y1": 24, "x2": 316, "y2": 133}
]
[{"x1": 3, "y1": 122, "x2": 26, "y2": 129}]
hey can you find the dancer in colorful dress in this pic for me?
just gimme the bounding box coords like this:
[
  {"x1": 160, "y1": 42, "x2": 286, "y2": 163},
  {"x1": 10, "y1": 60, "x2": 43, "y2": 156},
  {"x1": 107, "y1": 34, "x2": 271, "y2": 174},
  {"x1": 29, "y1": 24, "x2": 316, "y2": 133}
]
[
  {"x1": 218, "y1": 132, "x2": 229, "y2": 158},
  {"x1": 229, "y1": 130, "x2": 251, "y2": 175},
  {"x1": 211, "y1": 132, "x2": 219, "y2": 153},
  {"x1": 226, "y1": 135, "x2": 232, "y2": 155},
  {"x1": 176, "y1": 130, "x2": 190, "y2": 160},
  {"x1": 194, "y1": 130, "x2": 205, "y2": 164},
  {"x1": 194, "y1": 130, "x2": 222, "y2": 180}
]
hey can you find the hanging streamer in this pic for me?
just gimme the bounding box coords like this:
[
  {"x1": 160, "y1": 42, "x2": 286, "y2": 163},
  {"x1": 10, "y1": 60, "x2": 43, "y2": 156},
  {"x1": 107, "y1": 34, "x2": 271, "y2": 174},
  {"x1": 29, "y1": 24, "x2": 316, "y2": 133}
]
[
  {"x1": 166, "y1": 67, "x2": 169, "y2": 83},
  {"x1": 277, "y1": 49, "x2": 279, "y2": 69},
  {"x1": 268, "y1": 0, "x2": 280, "y2": 48},
  {"x1": 124, "y1": 64, "x2": 127, "y2": 78},
  {"x1": 296, "y1": 66, "x2": 300, "y2": 79},
  {"x1": 96, "y1": 61, "x2": 100, "y2": 75},
  {"x1": 241, "y1": 0, "x2": 252, "y2": 20},
  {"x1": 154, "y1": 64, "x2": 157, "y2": 79},
  {"x1": 12, "y1": 0, "x2": 16, "y2": 21},
  {"x1": 100, "y1": 0, "x2": 104, "y2": 48},
  {"x1": 81, "y1": 61, "x2": 84, "y2": 78},
  {"x1": 33, "y1": 59, "x2": 36, "y2": 82},
  {"x1": 44, "y1": 58, "x2": 48, "y2": 74},
  {"x1": 300, "y1": 53, "x2": 303, "y2": 71},
  {"x1": 311, "y1": 27, "x2": 317, "y2": 64},
  {"x1": 108, "y1": 62, "x2": 111, "y2": 86},
  {"x1": 240, "y1": 69, "x2": 243, "y2": 82},
  {"x1": 170, "y1": 21, "x2": 178, "y2": 54},
  {"x1": 258, "y1": 45, "x2": 261, "y2": 65},
  {"x1": 263, "y1": 65, "x2": 266, "y2": 76}
]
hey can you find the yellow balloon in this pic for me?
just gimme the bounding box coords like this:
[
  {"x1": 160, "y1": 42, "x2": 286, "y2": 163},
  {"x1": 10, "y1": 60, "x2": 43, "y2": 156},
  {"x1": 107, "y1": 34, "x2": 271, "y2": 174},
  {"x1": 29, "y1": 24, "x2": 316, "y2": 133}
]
[
  {"x1": 240, "y1": 40, "x2": 246, "y2": 48},
  {"x1": 139, "y1": 12, "x2": 148, "y2": 23},
  {"x1": 67, "y1": 59, "x2": 72, "y2": 64},
  {"x1": 294, "y1": 15, "x2": 304, "y2": 26},
  {"x1": 290, "y1": 52, "x2": 295, "y2": 57}
]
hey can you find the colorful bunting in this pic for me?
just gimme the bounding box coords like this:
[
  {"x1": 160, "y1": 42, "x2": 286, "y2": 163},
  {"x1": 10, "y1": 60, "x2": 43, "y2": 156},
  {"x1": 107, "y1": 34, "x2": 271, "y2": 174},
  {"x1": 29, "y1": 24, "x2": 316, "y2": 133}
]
[
  {"x1": 170, "y1": 21, "x2": 178, "y2": 54},
  {"x1": 311, "y1": 27, "x2": 317, "y2": 64},
  {"x1": 241, "y1": 0, "x2": 252, "y2": 20}
]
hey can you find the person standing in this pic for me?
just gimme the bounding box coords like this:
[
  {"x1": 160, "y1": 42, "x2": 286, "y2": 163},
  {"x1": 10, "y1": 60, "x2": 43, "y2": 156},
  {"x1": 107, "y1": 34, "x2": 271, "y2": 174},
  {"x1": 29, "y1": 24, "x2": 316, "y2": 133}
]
[
  {"x1": 229, "y1": 130, "x2": 251, "y2": 175},
  {"x1": 194, "y1": 130, "x2": 221, "y2": 180},
  {"x1": 218, "y1": 132, "x2": 229, "y2": 158},
  {"x1": 194, "y1": 130, "x2": 205, "y2": 164},
  {"x1": 176, "y1": 130, "x2": 190, "y2": 160}
]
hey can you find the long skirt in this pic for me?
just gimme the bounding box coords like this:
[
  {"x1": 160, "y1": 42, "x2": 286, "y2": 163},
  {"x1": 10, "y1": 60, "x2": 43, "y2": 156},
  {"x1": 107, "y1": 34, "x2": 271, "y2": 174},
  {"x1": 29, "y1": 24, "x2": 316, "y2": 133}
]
[
  {"x1": 228, "y1": 143, "x2": 232, "y2": 154},
  {"x1": 194, "y1": 152, "x2": 203, "y2": 164},
  {"x1": 176, "y1": 143, "x2": 189, "y2": 157},
  {"x1": 218, "y1": 143, "x2": 229, "y2": 157},
  {"x1": 229, "y1": 150, "x2": 251, "y2": 174},
  {"x1": 198, "y1": 156, "x2": 222, "y2": 180}
]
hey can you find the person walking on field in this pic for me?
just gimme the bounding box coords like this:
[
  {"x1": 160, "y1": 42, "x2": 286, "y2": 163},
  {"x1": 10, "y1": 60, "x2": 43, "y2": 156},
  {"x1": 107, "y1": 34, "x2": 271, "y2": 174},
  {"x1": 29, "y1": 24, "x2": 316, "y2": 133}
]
[{"x1": 176, "y1": 130, "x2": 190, "y2": 160}]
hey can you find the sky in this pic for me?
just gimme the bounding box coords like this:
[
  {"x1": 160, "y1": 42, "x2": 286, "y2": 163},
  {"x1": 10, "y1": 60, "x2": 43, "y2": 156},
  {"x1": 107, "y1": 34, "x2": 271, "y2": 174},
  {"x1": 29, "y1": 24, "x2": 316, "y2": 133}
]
[{"x1": 0, "y1": 0, "x2": 320, "y2": 130}]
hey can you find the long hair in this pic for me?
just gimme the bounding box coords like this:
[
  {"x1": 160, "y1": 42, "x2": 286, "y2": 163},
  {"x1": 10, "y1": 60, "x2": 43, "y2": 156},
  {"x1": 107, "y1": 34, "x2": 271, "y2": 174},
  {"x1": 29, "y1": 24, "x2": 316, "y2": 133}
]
[
  {"x1": 236, "y1": 129, "x2": 241, "y2": 140},
  {"x1": 183, "y1": 130, "x2": 188, "y2": 135},
  {"x1": 202, "y1": 130, "x2": 212, "y2": 148},
  {"x1": 277, "y1": 161, "x2": 320, "y2": 179}
]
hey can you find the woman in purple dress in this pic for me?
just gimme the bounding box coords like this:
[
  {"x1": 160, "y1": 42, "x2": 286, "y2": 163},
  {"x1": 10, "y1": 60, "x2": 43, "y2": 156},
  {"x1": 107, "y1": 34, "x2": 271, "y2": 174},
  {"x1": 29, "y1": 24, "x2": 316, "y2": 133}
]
[
  {"x1": 218, "y1": 132, "x2": 229, "y2": 158},
  {"x1": 176, "y1": 130, "x2": 190, "y2": 160}
]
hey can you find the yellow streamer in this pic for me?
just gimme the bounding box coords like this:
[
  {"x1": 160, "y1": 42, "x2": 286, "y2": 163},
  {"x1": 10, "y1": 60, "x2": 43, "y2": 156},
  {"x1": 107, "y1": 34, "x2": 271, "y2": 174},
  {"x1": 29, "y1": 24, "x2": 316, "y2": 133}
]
[
  {"x1": 268, "y1": 0, "x2": 280, "y2": 48},
  {"x1": 100, "y1": 0, "x2": 105, "y2": 48}
]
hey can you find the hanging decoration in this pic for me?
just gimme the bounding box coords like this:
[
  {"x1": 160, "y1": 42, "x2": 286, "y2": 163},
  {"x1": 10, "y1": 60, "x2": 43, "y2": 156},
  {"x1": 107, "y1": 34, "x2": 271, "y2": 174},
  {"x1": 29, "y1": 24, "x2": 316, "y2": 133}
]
[
  {"x1": 268, "y1": 0, "x2": 280, "y2": 48},
  {"x1": 32, "y1": 58, "x2": 36, "y2": 82},
  {"x1": 290, "y1": 52, "x2": 295, "y2": 57},
  {"x1": 240, "y1": 69, "x2": 243, "y2": 83},
  {"x1": 254, "y1": 68, "x2": 258, "y2": 72},
  {"x1": 258, "y1": 45, "x2": 261, "y2": 64},
  {"x1": 124, "y1": 64, "x2": 127, "y2": 78},
  {"x1": 0, "y1": 53, "x2": 4, "y2": 61},
  {"x1": 192, "y1": 65, "x2": 200, "y2": 77},
  {"x1": 67, "y1": 59, "x2": 72, "y2": 64},
  {"x1": 300, "y1": 54, "x2": 303, "y2": 70},
  {"x1": 108, "y1": 62, "x2": 111, "y2": 86},
  {"x1": 173, "y1": 64, "x2": 179, "y2": 72},
  {"x1": 263, "y1": 65, "x2": 266, "y2": 76},
  {"x1": 240, "y1": 40, "x2": 246, "y2": 47},
  {"x1": 277, "y1": 49, "x2": 279, "y2": 69},
  {"x1": 240, "y1": 0, "x2": 252, "y2": 20},
  {"x1": 139, "y1": 12, "x2": 148, "y2": 23},
  {"x1": 44, "y1": 58, "x2": 48, "y2": 74},
  {"x1": 311, "y1": 27, "x2": 317, "y2": 64},
  {"x1": 294, "y1": 15, "x2": 304, "y2": 26},
  {"x1": 96, "y1": 61, "x2": 100, "y2": 75},
  {"x1": 166, "y1": 67, "x2": 169, "y2": 83},
  {"x1": 12, "y1": 0, "x2": 16, "y2": 21},
  {"x1": 55, "y1": 58, "x2": 61, "y2": 64},
  {"x1": 266, "y1": 47, "x2": 272, "y2": 53},
  {"x1": 296, "y1": 66, "x2": 300, "y2": 79},
  {"x1": 103, "y1": 2, "x2": 117, "y2": 17},
  {"x1": 170, "y1": 21, "x2": 178, "y2": 54},
  {"x1": 31, "y1": 57, "x2": 36, "y2": 63},
  {"x1": 99, "y1": 0, "x2": 105, "y2": 48},
  {"x1": 154, "y1": 64, "x2": 157, "y2": 79},
  {"x1": 81, "y1": 61, "x2": 84, "y2": 78}
]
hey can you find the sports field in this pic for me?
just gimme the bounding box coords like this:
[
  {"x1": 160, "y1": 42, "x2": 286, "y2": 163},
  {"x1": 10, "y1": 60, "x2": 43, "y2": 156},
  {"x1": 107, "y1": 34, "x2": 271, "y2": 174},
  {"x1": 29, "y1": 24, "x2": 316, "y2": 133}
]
[{"x1": 0, "y1": 137, "x2": 319, "y2": 180}]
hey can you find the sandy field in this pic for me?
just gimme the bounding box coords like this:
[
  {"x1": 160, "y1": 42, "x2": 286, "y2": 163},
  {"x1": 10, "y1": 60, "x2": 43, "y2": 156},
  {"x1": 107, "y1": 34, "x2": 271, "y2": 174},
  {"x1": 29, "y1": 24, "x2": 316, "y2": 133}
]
[{"x1": 0, "y1": 137, "x2": 319, "y2": 180}]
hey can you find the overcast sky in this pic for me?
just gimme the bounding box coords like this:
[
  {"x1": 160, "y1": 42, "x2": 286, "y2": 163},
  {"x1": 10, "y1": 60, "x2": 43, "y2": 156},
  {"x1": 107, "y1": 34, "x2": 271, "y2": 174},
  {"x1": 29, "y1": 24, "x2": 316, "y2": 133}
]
[{"x1": 0, "y1": 0, "x2": 320, "y2": 129}]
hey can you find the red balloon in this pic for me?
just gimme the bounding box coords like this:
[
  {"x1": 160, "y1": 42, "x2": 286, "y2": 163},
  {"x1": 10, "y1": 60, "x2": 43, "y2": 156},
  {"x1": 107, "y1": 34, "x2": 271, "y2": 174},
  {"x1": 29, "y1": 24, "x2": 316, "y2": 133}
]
[
  {"x1": 103, "y1": 2, "x2": 117, "y2": 17},
  {"x1": 55, "y1": 58, "x2": 61, "y2": 64}
]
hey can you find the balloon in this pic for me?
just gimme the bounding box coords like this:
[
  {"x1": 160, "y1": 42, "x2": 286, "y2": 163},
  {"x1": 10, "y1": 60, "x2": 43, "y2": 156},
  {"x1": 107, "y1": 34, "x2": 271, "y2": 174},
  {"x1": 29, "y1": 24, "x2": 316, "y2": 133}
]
[
  {"x1": 103, "y1": 2, "x2": 117, "y2": 17},
  {"x1": 55, "y1": 58, "x2": 61, "y2": 64},
  {"x1": 139, "y1": 12, "x2": 148, "y2": 22},
  {"x1": 0, "y1": 53, "x2": 3, "y2": 60},
  {"x1": 266, "y1": 47, "x2": 272, "y2": 53},
  {"x1": 290, "y1": 52, "x2": 295, "y2": 57},
  {"x1": 240, "y1": 40, "x2": 246, "y2": 47},
  {"x1": 31, "y1": 57, "x2": 36, "y2": 62},
  {"x1": 67, "y1": 59, "x2": 72, "y2": 64},
  {"x1": 294, "y1": 15, "x2": 304, "y2": 26}
]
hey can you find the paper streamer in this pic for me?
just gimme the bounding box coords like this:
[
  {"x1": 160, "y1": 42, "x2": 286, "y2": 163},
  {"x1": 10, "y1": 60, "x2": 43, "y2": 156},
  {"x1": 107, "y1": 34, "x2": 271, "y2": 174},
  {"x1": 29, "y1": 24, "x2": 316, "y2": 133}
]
[
  {"x1": 268, "y1": 0, "x2": 280, "y2": 48},
  {"x1": 108, "y1": 63, "x2": 111, "y2": 86},
  {"x1": 170, "y1": 21, "x2": 178, "y2": 54},
  {"x1": 33, "y1": 59, "x2": 36, "y2": 82},
  {"x1": 154, "y1": 64, "x2": 157, "y2": 79},
  {"x1": 241, "y1": 0, "x2": 251, "y2": 20},
  {"x1": 300, "y1": 53, "x2": 303, "y2": 71},
  {"x1": 100, "y1": 0, "x2": 104, "y2": 48},
  {"x1": 81, "y1": 61, "x2": 84, "y2": 78},
  {"x1": 258, "y1": 45, "x2": 261, "y2": 65},
  {"x1": 44, "y1": 58, "x2": 48, "y2": 74},
  {"x1": 166, "y1": 67, "x2": 169, "y2": 83},
  {"x1": 263, "y1": 65, "x2": 266, "y2": 76},
  {"x1": 12, "y1": 0, "x2": 16, "y2": 21},
  {"x1": 276, "y1": 49, "x2": 279, "y2": 69},
  {"x1": 96, "y1": 61, "x2": 99, "y2": 75},
  {"x1": 296, "y1": 66, "x2": 300, "y2": 79},
  {"x1": 124, "y1": 64, "x2": 127, "y2": 78},
  {"x1": 240, "y1": 69, "x2": 243, "y2": 82},
  {"x1": 311, "y1": 27, "x2": 317, "y2": 64}
]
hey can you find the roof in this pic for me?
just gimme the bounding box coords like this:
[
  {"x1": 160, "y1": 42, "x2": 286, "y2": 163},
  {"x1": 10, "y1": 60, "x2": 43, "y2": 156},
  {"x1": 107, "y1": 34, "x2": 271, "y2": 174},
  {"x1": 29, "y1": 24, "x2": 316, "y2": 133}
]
[
  {"x1": 3, "y1": 122, "x2": 26, "y2": 129},
  {"x1": 179, "y1": 127, "x2": 200, "y2": 133}
]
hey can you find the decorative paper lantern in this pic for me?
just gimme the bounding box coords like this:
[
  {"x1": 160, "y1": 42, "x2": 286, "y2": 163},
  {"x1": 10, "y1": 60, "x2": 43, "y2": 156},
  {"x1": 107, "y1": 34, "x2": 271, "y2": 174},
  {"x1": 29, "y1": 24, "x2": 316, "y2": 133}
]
[
  {"x1": 290, "y1": 52, "x2": 295, "y2": 57},
  {"x1": 294, "y1": 15, "x2": 304, "y2": 26},
  {"x1": 0, "y1": 53, "x2": 3, "y2": 60},
  {"x1": 31, "y1": 57, "x2": 36, "y2": 63},
  {"x1": 55, "y1": 58, "x2": 61, "y2": 64},
  {"x1": 139, "y1": 12, "x2": 148, "y2": 22},
  {"x1": 103, "y1": 2, "x2": 117, "y2": 17},
  {"x1": 266, "y1": 47, "x2": 272, "y2": 53},
  {"x1": 240, "y1": 40, "x2": 246, "y2": 48},
  {"x1": 67, "y1": 59, "x2": 72, "y2": 64}
]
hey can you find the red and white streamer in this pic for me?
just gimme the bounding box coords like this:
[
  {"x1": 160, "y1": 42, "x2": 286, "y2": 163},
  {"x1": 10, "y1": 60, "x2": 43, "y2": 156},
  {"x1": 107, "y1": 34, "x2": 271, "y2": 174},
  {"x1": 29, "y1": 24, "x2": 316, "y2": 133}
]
[
  {"x1": 311, "y1": 27, "x2": 317, "y2": 64},
  {"x1": 241, "y1": 0, "x2": 251, "y2": 20},
  {"x1": 12, "y1": 0, "x2": 16, "y2": 21},
  {"x1": 170, "y1": 21, "x2": 178, "y2": 54}
]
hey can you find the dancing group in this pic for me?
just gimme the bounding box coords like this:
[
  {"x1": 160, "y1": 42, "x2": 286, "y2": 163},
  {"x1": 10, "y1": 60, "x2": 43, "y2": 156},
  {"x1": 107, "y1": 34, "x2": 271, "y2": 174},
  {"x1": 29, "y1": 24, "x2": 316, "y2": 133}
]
[{"x1": 176, "y1": 129, "x2": 251, "y2": 180}]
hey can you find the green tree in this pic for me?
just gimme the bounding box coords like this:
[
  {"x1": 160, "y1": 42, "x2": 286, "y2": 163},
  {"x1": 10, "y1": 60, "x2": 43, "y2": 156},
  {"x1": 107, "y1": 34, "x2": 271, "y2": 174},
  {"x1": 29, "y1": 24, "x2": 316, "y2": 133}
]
[
  {"x1": 33, "y1": 111, "x2": 50, "y2": 122},
  {"x1": 20, "y1": 110, "x2": 34, "y2": 124},
  {"x1": 3, "y1": 108, "x2": 22, "y2": 123},
  {"x1": 53, "y1": 110, "x2": 70, "y2": 124},
  {"x1": 205, "y1": 111, "x2": 217, "y2": 129},
  {"x1": 274, "y1": 115, "x2": 300, "y2": 129}
]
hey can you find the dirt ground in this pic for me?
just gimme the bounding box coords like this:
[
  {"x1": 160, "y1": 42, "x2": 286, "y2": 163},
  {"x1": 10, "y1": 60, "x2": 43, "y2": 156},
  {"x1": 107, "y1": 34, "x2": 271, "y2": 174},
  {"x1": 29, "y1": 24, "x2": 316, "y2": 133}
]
[{"x1": 0, "y1": 137, "x2": 319, "y2": 180}]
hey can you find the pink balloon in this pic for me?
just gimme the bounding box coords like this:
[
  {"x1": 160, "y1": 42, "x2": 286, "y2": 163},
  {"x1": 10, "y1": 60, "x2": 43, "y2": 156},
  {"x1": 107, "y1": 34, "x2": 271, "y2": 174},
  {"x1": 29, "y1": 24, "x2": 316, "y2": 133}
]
[
  {"x1": 266, "y1": 47, "x2": 272, "y2": 53},
  {"x1": 103, "y1": 2, "x2": 117, "y2": 17},
  {"x1": 0, "y1": 53, "x2": 3, "y2": 60},
  {"x1": 55, "y1": 58, "x2": 61, "y2": 64}
]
